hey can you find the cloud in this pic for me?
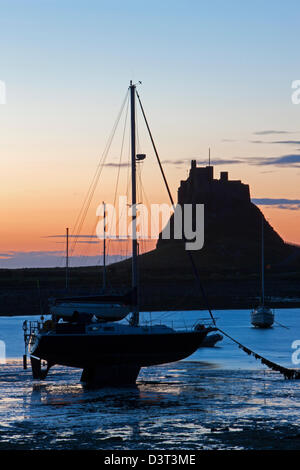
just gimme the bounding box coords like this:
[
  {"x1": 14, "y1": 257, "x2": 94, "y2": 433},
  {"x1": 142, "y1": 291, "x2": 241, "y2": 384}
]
[
  {"x1": 58, "y1": 240, "x2": 100, "y2": 244},
  {"x1": 0, "y1": 250, "x2": 127, "y2": 268},
  {"x1": 45, "y1": 234, "x2": 140, "y2": 242},
  {"x1": 0, "y1": 252, "x2": 14, "y2": 259},
  {"x1": 161, "y1": 158, "x2": 190, "y2": 165},
  {"x1": 253, "y1": 130, "x2": 291, "y2": 135},
  {"x1": 104, "y1": 162, "x2": 130, "y2": 168},
  {"x1": 248, "y1": 154, "x2": 300, "y2": 167},
  {"x1": 44, "y1": 234, "x2": 98, "y2": 239},
  {"x1": 0, "y1": 250, "x2": 63, "y2": 265},
  {"x1": 271, "y1": 140, "x2": 300, "y2": 145},
  {"x1": 162, "y1": 154, "x2": 300, "y2": 169},
  {"x1": 252, "y1": 198, "x2": 300, "y2": 210},
  {"x1": 251, "y1": 140, "x2": 300, "y2": 145},
  {"x1": 197, "y1": 159, "x2": 243, "y2": 165},
  {"x1": 161, "y1": 158, "x2": 243, "y2": 166}
]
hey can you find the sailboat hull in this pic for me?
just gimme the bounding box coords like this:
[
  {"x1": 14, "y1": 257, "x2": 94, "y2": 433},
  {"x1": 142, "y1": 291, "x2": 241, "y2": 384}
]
[
  {"x1": 251, "y1": 307, "x2": 274, "y2": 328},
  {"x1": 31, "y1": 329, "x2": 209, "y2": 370}
]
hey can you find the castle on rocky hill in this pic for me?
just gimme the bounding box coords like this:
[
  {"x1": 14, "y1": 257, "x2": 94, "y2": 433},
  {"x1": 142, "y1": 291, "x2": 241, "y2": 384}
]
[
  {"x1": 178, "y1": 160, "x2": 250, "y2": 207},
  {"x1": 156, "y1": 160, "x2": 300, "y2": 272}
]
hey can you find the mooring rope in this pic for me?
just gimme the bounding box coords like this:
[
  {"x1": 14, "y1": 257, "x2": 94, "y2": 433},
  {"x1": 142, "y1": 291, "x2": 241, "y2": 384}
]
[
  {"x1": 274, "y1": 320, "x2": 290, "y2": 329},
  {"x1": 135, "y1": 87, "x2": 300, "y2": 380},
  {"x1": 136, "y1": 88, "x2": 300, "y2": 381},
  {"x1": 217, "y1": 327, "x2": 300, "y2": 380}
]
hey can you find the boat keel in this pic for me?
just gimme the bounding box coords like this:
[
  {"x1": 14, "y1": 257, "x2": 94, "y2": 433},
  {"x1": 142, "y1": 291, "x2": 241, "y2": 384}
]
[
  {"x1": 80, "y1": 364, "x2": 141, "y2": 388},
  {"x1": 30, "y1": 356, "x2": 53, "y2": 380}
]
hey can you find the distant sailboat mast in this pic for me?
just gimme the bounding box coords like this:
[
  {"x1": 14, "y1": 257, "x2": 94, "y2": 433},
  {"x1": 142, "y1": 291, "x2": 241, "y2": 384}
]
[
  {"x1": 261, "y1": 214, "x2": 265, "y2": 306},
  {"x1": 130, "y1": 81, "x2": 139, "y2": 326},
  {"x1": 102, "y1": 201, "x2": 106, "y2": 290},
  {"x1": 251, "y1": 212, "x2": 274, "y2": 327},
  {"x1": 65, "y1": 227, "x2": 69, "y2": 290}
]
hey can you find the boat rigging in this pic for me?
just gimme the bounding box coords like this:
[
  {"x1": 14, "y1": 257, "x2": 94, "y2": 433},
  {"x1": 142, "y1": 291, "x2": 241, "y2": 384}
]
[
  {"x1": 251, "y1": 213, "x2": 275, "y2": 328},
  {"x1": 23, "y1": 81, "x2": 216, "y2": 387}
]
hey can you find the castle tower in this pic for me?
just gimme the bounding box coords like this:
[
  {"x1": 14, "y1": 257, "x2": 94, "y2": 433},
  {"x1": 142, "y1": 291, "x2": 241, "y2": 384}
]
[{"x1": 178, "y1": 161, "x2": 250, "y2": 205}]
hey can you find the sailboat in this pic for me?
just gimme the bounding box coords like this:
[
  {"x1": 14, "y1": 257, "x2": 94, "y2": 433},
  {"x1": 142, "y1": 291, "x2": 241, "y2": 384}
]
[
  {"x1": 251, "y1": 214, "x2": 274, "y2": 328},
  {"x1": 48, "y1": 203, "x2": 131, "y2": 322},
  {"x1": 23, "y1": 81, "x2": 215, "y2": 387}
]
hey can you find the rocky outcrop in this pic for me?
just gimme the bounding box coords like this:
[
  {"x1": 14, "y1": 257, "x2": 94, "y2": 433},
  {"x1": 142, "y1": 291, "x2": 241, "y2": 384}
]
[{"x1": 155, "y1": 161, "x2": 299, "y2": 274}]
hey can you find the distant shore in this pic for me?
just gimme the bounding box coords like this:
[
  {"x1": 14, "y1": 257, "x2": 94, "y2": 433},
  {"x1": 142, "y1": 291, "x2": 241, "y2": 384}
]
[
  {"x1": 0, "y1": 266, "x2": 300, "y2": 316},
  {"x1": 2, "y1": 303, "x2": 300, "y2": 317}
]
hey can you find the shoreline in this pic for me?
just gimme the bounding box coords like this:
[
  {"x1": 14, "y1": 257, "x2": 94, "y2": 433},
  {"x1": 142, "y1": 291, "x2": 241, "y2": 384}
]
[
  {"x1": 1, "y1": 266, "x2": 300, "y2": 316},
  {"x1": 1, "y1": 301, "x2": 300, "y2": 317}
]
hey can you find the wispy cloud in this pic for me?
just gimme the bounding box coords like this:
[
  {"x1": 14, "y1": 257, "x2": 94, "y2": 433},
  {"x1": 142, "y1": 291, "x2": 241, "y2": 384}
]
[
  {"x1": 43, "y1": 234, "x2": 98, "y2": 239},
  {"x1": 252, "y1": 198, "x2": 300, "y2": 210},
  {"x1": 54, "y1": 240, "x2": 100, "y2": 245},
  {"x1": 161, "y1": 158, "x2": 243, "y2": 166},
  {"x1": 44, "y1": 234, "x2": 141, "y2": 242},
  {"x1": 0, "y1": 250, "x2": 63, "y2": 264},
  {"x1": 247, "y1": 154, "x2": 300, "y2": 167},
  {"x1": 104, "y1": 162, "x2": 130, "y2": 168},
  {"x1": 253, "y1": 130, "x2": 292, "y2": 135},
  {"x1": 251, "y1": 140, "x2": 300, "y2": 145},
  {"x1": 161, "y1": 158, "x2": 190, "y2": 165},
  {"x1": 162, "y1": 154, "x2": 300, "y2": 169},
  {"x1": 0, "y1": 251, "x2": 126, "y2": 268},
  {"x1": 271, "y1": 140, "x2": 300, "y2": 145},
  {"x1": 0, "y1": 252, "x2": 14, "y2": 259},
  {"x1": 197, "y1": 158, "x2": 243, "y2": 165}
]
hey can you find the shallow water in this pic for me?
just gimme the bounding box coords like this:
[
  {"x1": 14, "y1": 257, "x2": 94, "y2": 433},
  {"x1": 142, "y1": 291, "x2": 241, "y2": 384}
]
[{"x1": 1, "y1": 309, "x2": 300, "y2": 450}]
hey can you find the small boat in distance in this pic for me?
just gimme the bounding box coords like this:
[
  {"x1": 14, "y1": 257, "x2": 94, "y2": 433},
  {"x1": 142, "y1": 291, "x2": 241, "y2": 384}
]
[
  {"x1": 251, "y1": 214, "x2": 274, "y2": 328},
  {"x1": 49, "y1": 292, "x2": 132, "y2": 322},
  {"x1": 200, "y1": 333, "x2": 223, "y2": 347},
  {"x1": 49, "y1": 202, "x2": 131, "y2": 323},
  {"x1": 251, "y1": 305, "x2": 274, "y2": 328}
]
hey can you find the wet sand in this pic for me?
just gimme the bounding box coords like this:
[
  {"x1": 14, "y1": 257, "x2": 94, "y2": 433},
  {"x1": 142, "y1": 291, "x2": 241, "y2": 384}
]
[
  {"x1": 1, "y1": 310, "x2": 300, "y2": 450},
  {"x1": 1, "y1": 360, "x2": 300, "y2": 450}
]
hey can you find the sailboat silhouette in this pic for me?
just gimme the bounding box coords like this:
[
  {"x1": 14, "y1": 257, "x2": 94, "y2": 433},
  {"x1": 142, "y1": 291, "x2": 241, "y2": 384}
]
[{"x1": 251, "y1": 213, "x2": 274, "y2": 328}]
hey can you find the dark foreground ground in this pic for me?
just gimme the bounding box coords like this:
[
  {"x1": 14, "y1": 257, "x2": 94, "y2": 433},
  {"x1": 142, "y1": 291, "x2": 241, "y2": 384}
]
[{"x1": 1, "y1": 361, "x2": 300, "y2": 450}]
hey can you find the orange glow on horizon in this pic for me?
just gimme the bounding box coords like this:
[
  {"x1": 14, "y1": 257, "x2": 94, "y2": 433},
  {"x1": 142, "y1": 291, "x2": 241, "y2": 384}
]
[{"x1": 1, "y1": 159, "x2": 300, "y2": 264}]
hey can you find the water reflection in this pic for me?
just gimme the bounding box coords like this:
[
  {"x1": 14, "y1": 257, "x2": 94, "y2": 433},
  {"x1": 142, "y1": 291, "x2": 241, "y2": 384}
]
[
  {"x1": 2, "y1": 311, "x2": 300, "y2": 450},
  {"x1": 28, "y1": 376, "x2": 188, "y2": 409}
]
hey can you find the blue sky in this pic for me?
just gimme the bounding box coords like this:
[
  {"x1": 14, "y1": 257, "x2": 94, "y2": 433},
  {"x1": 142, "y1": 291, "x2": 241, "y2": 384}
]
[
  {"x1": 1, "y1": 0, "x2": 300, "y2": 267},
  {"x1": 1, "y1": 0, "x2": 299, "y2": 123}
]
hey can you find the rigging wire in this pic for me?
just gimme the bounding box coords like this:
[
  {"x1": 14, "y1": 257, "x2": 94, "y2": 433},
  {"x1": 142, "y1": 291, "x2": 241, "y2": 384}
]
[
  {"x1": 69, "y1": 89, "x2": 129, "y2": 259},
  {"x1": 217, "y1": 327, "x2": 300, "y2": 380},
  {"x1": 106, "y1": 94, "x2": 130, "y2": 266},
  {"x1": 136, "y1": 89, "x2": 216, "y2": 326},
  {"x1": 77, "y1": 92, "x2": 131, "y2": 270},
  {"x1": 53, "y1": 82, "x2": 300, "y2": 380},
  {"x1": 274, "y1": 320, "x2": 289, "y2": 330},
  {"x1": 135, "y1": 87, "x2": 300, "y2": 380}
]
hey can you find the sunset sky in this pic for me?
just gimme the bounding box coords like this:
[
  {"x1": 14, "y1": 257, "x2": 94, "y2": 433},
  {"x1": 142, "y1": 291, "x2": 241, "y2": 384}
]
[{"x1": 1, "y1": 0, "x2": 300, "y2": 268}]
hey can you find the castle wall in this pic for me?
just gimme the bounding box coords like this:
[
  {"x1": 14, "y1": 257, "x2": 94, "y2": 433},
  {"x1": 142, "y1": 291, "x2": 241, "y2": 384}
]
[{"x1": 177, "y1": 162, "x2": 250, "y2": 206}]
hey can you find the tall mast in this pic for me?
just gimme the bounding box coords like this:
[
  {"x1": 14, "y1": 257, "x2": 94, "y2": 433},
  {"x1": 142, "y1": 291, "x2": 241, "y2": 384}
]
[
  {"x1": 65, "y1": 227, "x2": 69, "y2": 290},
  {"x1": 102, "y1": 201, "x2": 106, "y2": 290},
  {"x1": 261, "y1": 213, "x2": 265, "y2": 306},
  {"x1": 130, "y1": 81, "x2": 139, "y2": 326}
]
